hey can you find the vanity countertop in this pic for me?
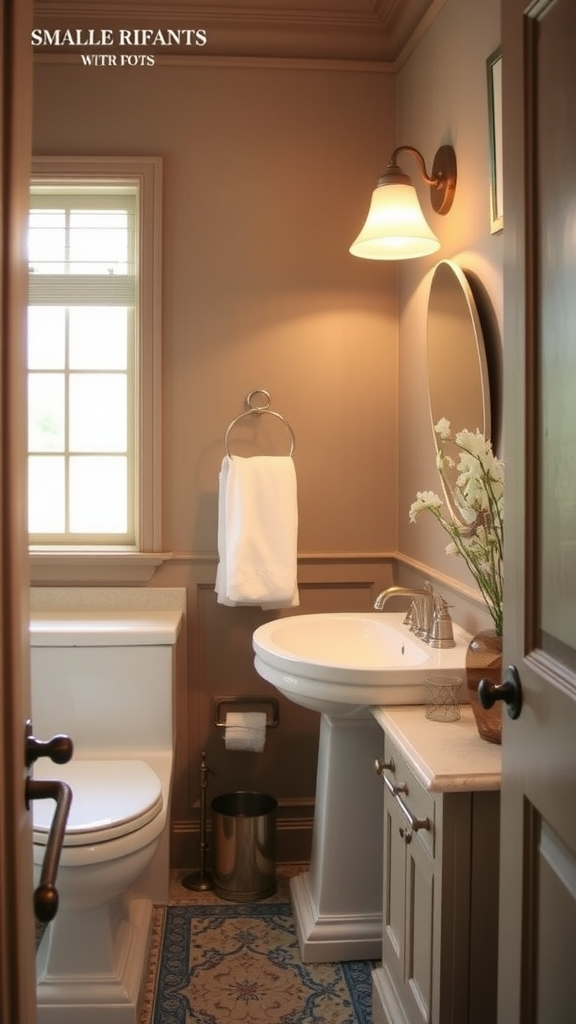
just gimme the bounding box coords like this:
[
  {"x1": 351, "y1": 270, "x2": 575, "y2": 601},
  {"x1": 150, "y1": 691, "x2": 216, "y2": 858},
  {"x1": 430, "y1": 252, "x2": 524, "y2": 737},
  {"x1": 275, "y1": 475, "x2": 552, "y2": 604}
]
[{"x1": 371, "y1": 705, "x2": 501, "y2": 794}]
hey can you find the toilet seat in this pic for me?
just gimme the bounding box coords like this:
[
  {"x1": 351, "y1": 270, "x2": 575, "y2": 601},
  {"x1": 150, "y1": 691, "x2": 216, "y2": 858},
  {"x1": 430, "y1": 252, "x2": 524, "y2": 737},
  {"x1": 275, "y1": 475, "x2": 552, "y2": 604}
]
[{"x1": 32, "y1": 759, "x2": 163, "y2": 846}]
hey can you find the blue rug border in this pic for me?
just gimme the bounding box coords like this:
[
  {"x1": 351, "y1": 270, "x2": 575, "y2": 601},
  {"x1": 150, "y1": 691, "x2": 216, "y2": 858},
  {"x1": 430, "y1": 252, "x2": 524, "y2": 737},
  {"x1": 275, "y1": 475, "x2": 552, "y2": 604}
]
[{"x1": 153, "y1": 903, "x2": 374, "y2": 1024}]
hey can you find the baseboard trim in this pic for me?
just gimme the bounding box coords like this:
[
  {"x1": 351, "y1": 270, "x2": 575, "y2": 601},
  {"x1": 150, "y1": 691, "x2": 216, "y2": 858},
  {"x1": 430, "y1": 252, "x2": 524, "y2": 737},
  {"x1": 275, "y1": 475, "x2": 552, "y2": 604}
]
[{"x1": 171, "y1": 815, "x2": 314, "y2": 869}]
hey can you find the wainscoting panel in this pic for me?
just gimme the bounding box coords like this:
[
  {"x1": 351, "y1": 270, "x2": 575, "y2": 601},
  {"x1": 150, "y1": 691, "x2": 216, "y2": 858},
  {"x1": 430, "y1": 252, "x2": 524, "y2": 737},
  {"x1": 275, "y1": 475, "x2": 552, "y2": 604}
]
[{"x1": 169, "y1": 556, "x2": 396, "y2": 867}]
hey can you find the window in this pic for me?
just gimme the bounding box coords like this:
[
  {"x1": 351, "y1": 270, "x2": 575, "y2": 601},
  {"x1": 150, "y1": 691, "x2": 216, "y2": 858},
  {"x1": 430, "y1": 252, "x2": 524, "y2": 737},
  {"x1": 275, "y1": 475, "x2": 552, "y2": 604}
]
[{"x1": 28, "y1": 157, "x2": 165, "y2": 582}]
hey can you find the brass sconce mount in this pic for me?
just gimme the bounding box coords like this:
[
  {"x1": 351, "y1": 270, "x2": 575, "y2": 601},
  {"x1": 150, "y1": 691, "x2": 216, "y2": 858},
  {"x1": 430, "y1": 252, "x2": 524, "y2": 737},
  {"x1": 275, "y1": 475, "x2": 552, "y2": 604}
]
[{"x1": 381, "y1": 144, "x2": 457, "y2": 215}]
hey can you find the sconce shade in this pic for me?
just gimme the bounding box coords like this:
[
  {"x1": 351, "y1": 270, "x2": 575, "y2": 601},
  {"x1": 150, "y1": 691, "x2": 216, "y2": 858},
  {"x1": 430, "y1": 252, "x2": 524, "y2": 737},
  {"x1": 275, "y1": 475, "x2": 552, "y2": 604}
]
[
  {"x1": 349, "y1": 182, "x2": 440, "y2": 260},
  {"x1": 349, "y1": 145, "x2": 456, "y2": 261}
]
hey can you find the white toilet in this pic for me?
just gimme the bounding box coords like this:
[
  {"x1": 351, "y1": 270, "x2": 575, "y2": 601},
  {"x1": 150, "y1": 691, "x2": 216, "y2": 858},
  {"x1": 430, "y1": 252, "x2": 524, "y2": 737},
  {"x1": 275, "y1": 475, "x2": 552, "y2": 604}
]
[{"x1": 30, "y1": 608, "x2": 183, "y2": 1024}]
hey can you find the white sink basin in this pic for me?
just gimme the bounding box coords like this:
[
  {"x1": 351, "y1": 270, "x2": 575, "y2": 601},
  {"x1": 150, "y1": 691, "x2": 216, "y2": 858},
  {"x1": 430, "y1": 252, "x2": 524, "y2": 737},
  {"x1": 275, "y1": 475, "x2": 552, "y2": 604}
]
[{"x1": 253, "y1": 611, "x2": 471, "y2": 716}]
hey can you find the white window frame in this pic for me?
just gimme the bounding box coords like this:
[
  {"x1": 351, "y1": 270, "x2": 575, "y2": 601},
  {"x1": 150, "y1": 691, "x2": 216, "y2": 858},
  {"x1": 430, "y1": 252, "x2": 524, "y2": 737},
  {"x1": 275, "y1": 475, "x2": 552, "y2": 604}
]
[{"x1": 28, "y1": 156, "x2": 170, "y2": 584}]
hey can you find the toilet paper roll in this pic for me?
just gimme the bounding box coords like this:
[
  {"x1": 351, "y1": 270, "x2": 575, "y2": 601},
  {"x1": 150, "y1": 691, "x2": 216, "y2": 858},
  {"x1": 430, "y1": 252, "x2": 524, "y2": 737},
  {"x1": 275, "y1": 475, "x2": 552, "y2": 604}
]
[{"x1": 224, "y1": 711, "x2": 267, "y2": 752}]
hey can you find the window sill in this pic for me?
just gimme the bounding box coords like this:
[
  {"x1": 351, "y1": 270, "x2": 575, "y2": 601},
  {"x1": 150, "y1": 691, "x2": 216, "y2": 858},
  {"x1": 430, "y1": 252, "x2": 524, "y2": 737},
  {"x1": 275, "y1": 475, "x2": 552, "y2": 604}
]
[{"x1": 29, "y1": 550, "x2": 173, "y2": 586}]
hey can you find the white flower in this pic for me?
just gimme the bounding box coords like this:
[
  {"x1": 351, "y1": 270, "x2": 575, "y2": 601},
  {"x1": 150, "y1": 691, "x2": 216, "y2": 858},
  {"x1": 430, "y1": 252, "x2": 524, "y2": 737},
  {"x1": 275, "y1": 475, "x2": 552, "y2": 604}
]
[
  {"x1": 409, "y1": 491, "x2": 443, "y2": 522},
  {"x1": 410, "y1": 420, "x2": 504, "y2": 636},
  {"x1": 455, "y1": 427, "x2": 489, "y2": 457},
  {"x1": 435, "y1": 417, "x2": 451, "y2": 440}
]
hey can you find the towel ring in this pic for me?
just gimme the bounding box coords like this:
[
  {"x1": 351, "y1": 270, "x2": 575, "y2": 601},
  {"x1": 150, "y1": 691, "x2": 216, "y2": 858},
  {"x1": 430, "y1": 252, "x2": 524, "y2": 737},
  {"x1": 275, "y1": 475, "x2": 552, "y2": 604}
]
[{"x1": 225, "y1": 390, "x2": 296, "y2": 457}]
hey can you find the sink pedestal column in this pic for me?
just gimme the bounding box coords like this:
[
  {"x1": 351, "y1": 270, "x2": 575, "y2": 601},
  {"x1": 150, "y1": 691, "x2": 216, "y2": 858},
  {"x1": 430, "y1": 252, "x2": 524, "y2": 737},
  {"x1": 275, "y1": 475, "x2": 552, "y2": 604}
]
[{"x1": 290, "y1": 712, "x2": 383, "y2": 963}]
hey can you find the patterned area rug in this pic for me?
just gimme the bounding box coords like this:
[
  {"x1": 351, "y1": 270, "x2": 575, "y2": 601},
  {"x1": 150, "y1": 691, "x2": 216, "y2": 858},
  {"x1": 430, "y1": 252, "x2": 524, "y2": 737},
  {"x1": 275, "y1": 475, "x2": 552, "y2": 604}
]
[{"x1": 152, "y1": 902, "x2": 374, "y2": 1024}]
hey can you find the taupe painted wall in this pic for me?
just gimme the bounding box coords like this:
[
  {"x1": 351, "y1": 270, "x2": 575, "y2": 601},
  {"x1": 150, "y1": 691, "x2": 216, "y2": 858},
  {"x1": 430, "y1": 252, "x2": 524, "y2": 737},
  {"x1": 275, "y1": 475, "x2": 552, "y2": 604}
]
[
  {"x1": 32, "y1": 0, "x2": 504, "y2": 865},
  {"x1": 32, "y1": 57, "x2": 399, "y2": 863},
  {"x1": 395, "y1": 0, "x2": 503, "y2": 635}
]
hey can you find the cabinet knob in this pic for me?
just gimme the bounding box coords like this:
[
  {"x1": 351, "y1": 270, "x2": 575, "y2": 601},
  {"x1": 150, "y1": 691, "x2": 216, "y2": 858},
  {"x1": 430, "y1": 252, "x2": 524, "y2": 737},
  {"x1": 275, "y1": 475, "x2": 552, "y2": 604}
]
[
  {"x1": 399, "y1": 826, "x2": 413, "y2": 843},
  {"x1": 374, "y1": 756, "x2": 395, "y2": 775}
]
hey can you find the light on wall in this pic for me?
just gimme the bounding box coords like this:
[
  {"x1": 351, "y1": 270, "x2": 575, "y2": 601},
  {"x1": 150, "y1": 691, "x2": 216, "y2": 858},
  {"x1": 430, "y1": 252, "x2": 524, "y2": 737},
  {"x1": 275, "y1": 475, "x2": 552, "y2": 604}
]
[{"x1": 349, "y1": 144, "x2": 457, "y2": 261}]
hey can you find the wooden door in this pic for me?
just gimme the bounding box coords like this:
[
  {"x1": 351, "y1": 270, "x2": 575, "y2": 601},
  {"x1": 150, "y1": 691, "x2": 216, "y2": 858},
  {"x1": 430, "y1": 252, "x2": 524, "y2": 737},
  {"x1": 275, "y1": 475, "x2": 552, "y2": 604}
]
[
  {"x1": 499, "y1": 1, "x2": 576, "y2": 1020},
  {"x1": 0, "y1": 0, "x2": 36, "y2": 1021}
]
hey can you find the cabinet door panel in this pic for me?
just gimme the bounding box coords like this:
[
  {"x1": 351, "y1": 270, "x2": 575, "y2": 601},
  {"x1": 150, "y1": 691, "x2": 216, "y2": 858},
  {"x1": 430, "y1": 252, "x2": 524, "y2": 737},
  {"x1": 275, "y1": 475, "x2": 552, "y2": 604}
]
[
  {"x1": 406, "y1": 838, "x2": 434, "y2": 1023},
  {"x1": 383, "y1": 791, "x2": 406, "y2": 969}
]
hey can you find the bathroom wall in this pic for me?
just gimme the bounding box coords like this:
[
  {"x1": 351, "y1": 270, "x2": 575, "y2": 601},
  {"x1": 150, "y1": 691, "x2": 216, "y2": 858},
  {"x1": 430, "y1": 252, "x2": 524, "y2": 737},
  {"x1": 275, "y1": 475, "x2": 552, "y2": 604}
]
[
  {"x1": 395, "y1": 0, "x2": 503, "y2": 636},
  {"x1": 31, "y1": 0, "x2": 504, "y2": 865},
  {"x1": 32, "y1": 55, "x2": 400, "y2": 863}
]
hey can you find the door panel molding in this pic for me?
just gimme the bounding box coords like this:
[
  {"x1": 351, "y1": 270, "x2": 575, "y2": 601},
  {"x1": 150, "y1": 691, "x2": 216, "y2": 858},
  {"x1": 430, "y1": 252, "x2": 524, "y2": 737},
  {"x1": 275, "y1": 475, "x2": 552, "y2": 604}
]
[{"x1": 0, "y1": 0, "x2": 35, "y2": 1020}]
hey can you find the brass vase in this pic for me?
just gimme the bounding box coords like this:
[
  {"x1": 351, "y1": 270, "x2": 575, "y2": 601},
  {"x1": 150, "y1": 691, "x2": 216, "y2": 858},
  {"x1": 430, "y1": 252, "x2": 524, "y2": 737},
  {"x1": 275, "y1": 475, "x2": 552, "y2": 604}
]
[{"x1": 465, "y1": 628, "x2": 503, "y2": 744}]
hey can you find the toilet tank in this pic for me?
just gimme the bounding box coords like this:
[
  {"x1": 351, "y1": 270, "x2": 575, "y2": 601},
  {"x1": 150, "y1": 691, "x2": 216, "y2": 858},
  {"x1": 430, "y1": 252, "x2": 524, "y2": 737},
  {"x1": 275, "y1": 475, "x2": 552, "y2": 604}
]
[{"x1": 30, "y1": 610, "x2": 183, "y2": 757}]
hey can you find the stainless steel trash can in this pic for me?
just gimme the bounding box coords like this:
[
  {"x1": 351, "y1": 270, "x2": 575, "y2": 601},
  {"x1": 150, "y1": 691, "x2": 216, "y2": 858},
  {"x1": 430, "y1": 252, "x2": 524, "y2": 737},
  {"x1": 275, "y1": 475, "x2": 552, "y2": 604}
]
[{"x1": 211, "y1": 791, "x2": 277, "y2": 902}]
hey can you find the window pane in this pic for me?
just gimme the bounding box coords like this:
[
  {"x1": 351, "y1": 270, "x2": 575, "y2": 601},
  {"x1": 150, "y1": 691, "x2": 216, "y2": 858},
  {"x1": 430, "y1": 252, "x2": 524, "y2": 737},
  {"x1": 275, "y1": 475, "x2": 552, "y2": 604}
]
[
  {"x1": 29, "y1": 210, "x2": 65, "y2": 229},
  {"x1": 28, "y1": 456, "x2": 65, "y2": 532},
  {"x1": 69, "y1": 307, "x2": 128, "y2": 369},
  {"x1": 28, "y1": 374, "x2": 65, "y2": 452},
  {"x1": 69, "y1": 210, "x2": 129, "y2": 274},
  {"x1": 27, "y1": 163, "x2": 155, "y2": 551},
  {"x1": 28, "y1": 307, "x2": 66, "y2": 369},
  {"x1": 69, "y1": 456, "x2": 127, "y2": 532},
  {"x1": 28, "y1": 210, "x2": 65, "y2": 272},
  {"x1": 69, "y1": 374, "x2": 127, "y2": 452}
]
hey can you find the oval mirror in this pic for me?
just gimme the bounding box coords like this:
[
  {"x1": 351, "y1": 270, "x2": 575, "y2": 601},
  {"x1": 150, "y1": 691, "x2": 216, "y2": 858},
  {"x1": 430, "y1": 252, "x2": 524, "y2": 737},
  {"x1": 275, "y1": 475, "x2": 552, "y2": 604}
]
[{"x1": 427, "y1": 259, "x2": 491, "y2": 520}]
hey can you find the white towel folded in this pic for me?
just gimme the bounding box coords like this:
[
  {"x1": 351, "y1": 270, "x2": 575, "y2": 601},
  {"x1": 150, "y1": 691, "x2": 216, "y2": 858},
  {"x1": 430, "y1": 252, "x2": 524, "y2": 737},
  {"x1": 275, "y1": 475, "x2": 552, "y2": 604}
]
[{"x1": 215, "y1": 455, "x2": 299, "y2": 608}]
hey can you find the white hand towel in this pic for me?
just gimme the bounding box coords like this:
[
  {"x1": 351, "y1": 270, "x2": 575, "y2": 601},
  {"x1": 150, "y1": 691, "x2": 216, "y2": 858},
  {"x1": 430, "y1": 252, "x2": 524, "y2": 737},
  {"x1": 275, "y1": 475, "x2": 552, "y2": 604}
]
[{"x1": 215, "y1": 455, "x2": 299, "y2": 608}]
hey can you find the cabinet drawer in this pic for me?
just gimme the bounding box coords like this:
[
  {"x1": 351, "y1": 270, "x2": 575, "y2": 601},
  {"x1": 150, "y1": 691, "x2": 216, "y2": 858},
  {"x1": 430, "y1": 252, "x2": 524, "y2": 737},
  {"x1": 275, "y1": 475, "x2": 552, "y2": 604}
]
[{"x1": 382, "y1": 734, "x2": 435, "y2": 858}]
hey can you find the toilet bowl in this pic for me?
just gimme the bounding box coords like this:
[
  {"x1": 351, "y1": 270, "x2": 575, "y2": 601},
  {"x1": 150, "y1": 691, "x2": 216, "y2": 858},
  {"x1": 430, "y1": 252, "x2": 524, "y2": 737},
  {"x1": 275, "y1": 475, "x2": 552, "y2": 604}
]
[
  {"x1": 33, "y1": 759, "x2": 164, "y2": 901},
  {"x1": 30, "y1": 607, "x2": 183, "y2": 1024},
  {"x1": 33, "y1": 758, "x2": 167, "y2": 1014}
]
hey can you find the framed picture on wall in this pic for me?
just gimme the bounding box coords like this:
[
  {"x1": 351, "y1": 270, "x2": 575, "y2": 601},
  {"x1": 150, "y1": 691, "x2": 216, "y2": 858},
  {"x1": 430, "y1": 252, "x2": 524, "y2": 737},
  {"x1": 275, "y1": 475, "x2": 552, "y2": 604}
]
[{"x1": 487, "y1": 46, "x2": 503, "y2": 233}]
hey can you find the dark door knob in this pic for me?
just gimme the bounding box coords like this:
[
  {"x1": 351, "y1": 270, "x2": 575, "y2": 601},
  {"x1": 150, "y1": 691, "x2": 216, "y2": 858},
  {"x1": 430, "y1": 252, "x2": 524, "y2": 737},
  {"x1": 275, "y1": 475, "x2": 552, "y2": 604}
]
[
  {"x1": 478, "y1": 664, "x2": 523, "y2": 720},
  {"x1": 25, "y1": 720, "x2": 73, "y2": 766}
]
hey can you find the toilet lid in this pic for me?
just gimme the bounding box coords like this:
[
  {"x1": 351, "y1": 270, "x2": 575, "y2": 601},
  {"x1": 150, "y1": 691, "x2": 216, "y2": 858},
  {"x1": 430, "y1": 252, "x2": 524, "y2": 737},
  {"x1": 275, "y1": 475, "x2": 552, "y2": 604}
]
[{"x1": 32, "y1": 760, "x2": 163, "y2": 846}]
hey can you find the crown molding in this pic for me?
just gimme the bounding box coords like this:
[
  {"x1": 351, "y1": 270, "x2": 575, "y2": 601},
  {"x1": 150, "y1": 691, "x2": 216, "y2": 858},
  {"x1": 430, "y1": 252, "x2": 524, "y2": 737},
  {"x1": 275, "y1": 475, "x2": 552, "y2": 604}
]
[
  {"x1": 394, "y1": 0, "x2": 448, "y2": 69},
  {"x1": 32, "y1": 0, "x2": 438, "y2": 63}
]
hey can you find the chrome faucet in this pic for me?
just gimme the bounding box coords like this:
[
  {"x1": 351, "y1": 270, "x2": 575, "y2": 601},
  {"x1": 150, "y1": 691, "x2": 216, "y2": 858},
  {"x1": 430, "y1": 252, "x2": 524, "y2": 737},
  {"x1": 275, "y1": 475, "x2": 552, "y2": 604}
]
[{"x1": 373, "y1": 582, "x2": 454, "y2": 647}]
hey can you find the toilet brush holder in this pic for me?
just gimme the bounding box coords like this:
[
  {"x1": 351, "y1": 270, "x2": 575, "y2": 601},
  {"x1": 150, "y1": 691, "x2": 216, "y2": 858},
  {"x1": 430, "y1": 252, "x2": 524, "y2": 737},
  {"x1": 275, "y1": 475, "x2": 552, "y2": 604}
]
[{"x1": 182, "y1": 751, "x2": 214, "y2": 891}]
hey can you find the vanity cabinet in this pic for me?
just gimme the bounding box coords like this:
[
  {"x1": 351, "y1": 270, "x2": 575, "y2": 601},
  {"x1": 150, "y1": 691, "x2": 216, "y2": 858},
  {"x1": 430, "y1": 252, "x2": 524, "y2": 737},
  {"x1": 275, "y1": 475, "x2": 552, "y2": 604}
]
[{"x1": 371, "y1": 707, "x2": 501, "y2": 1024}]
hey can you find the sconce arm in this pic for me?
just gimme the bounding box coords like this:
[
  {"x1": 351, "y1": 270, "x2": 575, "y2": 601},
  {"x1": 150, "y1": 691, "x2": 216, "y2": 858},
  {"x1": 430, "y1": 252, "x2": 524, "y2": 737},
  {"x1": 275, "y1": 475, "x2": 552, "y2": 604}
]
[
  {"x1": 381, "y1": 144, "x2": 457, "y2": 215},
  {"x1": 389, "y1": 146, "x2": 437, "y2": 186}
]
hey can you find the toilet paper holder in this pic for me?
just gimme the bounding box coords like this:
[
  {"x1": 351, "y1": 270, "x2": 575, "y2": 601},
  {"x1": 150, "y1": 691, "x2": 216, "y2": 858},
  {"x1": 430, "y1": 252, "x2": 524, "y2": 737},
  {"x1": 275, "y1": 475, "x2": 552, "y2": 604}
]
[{"x1": 214, "y1": 695, "x2": 280, "y2": 731}]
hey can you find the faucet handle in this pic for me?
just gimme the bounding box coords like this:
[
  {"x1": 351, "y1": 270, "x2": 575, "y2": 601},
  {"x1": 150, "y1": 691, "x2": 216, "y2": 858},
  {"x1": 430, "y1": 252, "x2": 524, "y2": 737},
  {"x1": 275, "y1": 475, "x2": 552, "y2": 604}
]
[
  {"x1": 429, "y1": 596, "x2": 455, "y2": 649},
  {"x1": 412, "y1": 596, "x2": 430, "y2": 639},
  {"x1": 403, "y1": 599, "x2": 417, "y2": 630}
]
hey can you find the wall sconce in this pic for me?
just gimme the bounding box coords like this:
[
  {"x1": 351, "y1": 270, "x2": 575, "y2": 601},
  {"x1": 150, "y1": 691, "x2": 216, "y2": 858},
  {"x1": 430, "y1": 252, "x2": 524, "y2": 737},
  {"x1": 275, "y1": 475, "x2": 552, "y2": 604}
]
[{"x1": 349, "y1": 144, "x2": 457, "y2": 261}]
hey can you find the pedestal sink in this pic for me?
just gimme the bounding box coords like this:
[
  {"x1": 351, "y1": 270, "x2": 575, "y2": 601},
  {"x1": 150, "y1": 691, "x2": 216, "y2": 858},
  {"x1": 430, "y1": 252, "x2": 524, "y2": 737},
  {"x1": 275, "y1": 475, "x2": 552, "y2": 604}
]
[{"x1": 253, "y1": 611, "x2": 471, "y2": 963}]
